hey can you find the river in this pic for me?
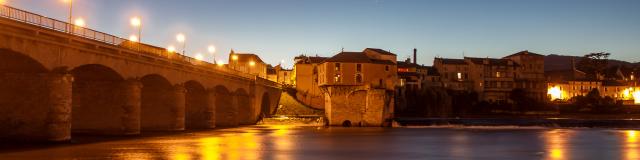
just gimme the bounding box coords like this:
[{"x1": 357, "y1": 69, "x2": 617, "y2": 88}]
[{"x1": 0, "y1": 125, "x2": 638, "y2": 160}]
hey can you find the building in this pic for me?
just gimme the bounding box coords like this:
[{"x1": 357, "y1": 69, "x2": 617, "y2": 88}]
[
  {"x1": 432, "y1": 50, "x2": 546, "y2": 104},
  {"x1": 293, "y1": 55, "x2": 328, "y2": 98},
  {"x1": 318, "y1": 48, "x2": 397, "y2": 127},
  {"x1": 274, "y1": 64, "x2": 294, "y2": 85},
  {"x1": 547, "y1": 63, "x2": 640, "y2": 104},
  {"x1": 318, "y1": 50, "x2": 397, "y2": 90},
  {"x1": 228, "y1": 50, "x2": 268, "y2": 78}
]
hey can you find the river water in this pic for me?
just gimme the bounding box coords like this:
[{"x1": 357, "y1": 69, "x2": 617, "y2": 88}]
[{"x1": 0, "y1": 125, "x2": 638, "y2": 160}]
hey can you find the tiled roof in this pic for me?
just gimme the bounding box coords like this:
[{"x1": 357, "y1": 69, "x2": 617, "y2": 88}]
[
  {"x1": 324, "y1": 52, "x2": 395, "y2": 65},
  {"x1": 232, "y1": 53, "x2": 265, "y2": 64},
  {"x1": 465, "y1": 57, "x2": 516, "y2": 66},
  {"x1": 364, "y1": 48, "x2": 396, "y2": 56},
  {"x1": 436, "y1": 58, "x2": 467, "y2": 65},
  {"x1": 504, "y1": 50, "x2": 544, "y2": 58}
]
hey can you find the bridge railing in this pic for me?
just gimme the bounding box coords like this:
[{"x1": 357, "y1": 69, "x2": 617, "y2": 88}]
[{"x1": 0, "y1": 4, "x2": 260, "y2": 81}]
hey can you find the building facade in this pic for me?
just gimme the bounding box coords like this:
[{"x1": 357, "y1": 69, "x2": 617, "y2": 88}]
[
  {"x1": 318, "y1": 48, "x2": 397, "y2": 127},
  {"x1": 228, "y1": 50, "x2": 268, "y2": 78}
]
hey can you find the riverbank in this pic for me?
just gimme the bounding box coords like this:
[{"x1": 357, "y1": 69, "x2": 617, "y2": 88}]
[{"x1": 394, "y1": 116, "x2": 640, "y2": 128}]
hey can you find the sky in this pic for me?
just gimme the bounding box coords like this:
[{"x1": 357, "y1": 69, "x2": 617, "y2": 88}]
[{"x1": 5, "y1": 0, "x2": 640, "y2": 67}]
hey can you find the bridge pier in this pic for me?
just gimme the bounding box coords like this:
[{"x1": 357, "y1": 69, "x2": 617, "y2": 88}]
[
  {"x1": 120, "y1": 79, "x2": 142, "y2": 135},
  {"x1": 169, "y1": 85, "x2": 186, "y2": 131},
  {"x1": 0, "y1": 73, "x2": 73, "y2": 142}
]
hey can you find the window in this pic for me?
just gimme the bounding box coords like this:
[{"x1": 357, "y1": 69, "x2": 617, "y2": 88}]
[
  {"x1": 457, "y1": 72, "x2": 462, "y2": 80},
  {"x1": 496, "y1": 72, "x2": 501, "y2": 78},
  {"x1": 334, "y1": 74, "x2": 341, "y2": 83},
  {"x1": 385, "y1": 65, "x2": 390, "y2": 71},
  {"x1": 356, "y1": 74, "x2": 363, "y2": 83},
  {"x1": 335, "y1": 63, "x2": 341, "y2": 71},
  {"x1": 356, "y1": 64, "x2": 362, "y2": 72}
]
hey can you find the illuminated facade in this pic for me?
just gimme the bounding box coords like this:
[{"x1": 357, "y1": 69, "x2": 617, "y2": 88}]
[{"x1": 547, "y1": 81, "x2": 640, "y2": 104}]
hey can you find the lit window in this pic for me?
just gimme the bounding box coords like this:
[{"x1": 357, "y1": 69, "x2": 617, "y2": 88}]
[
  {"x1": 334, "y1": 74, "x2": 341, "y2": 83},
  {"x1": 457, "y1": 72, "x2": 462, "y2": 80},
  {"x1": 335, "y1": 63, "x2": 341, "y2": 71},
  {"x1": 496, "y1": 72, "x2": 501, "y2": 78}
]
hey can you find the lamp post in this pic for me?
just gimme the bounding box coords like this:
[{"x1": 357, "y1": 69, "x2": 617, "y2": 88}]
[
  {"x1": 130, "y1": 17, "x2": 142, "y2": 42},
  {"x1": 63, "y1": 0, "x2": 73, "y2": 33},
  {"x1": 176, "y1": 33, "x2": 186, "y2": 55},
  {"x1": 207, "y1": 45, "x2": 216, "y2": 62}
]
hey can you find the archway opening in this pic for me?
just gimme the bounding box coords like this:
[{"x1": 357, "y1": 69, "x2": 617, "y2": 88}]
[
  {"x1": 0, "y1": 49, "x2": 54, "y2": 140},
  {"x1": 342, "y1": 120, "x2": 352, "y2": 127},
  {"x1": 260, "y1": 92, "x2": 271, "y2": 119},
  {"x1": 140, "y1": 74, "x2": 176, "y2": 131},
  {"x1": 184, "y1": 80, "x2": 211, "y2": 129},
  {"x1": 71, "y1": 64, "x2": 125, "y2": 134}
]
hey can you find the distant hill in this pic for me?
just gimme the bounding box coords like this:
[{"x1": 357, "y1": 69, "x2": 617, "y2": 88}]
[{"x1": 544, "y1": 54, "x2": 638, "y2": 71}]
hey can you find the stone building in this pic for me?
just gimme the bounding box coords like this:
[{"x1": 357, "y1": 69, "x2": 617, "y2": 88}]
[
  {"x1": 547, "y1": 62, "x2": 640, "y2": 104},
  {"x1": 292, "y1": 55, "x2": 328, "y2": 109},
  {"x1": 228, "y1": 50, "x2": 268, "y2": 78},
  {"x1": 267, "y1": 64, "x2": 293, "y2": 85},
  {"x1": 318, "y1": 48, "x2": 397, "y2": 127},
  {"x1": 432, "y1": 51, "x2": 546, "y2": 104}
]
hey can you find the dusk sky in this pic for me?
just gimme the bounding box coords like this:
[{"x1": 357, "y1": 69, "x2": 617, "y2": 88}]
[{"x1": 7, "y1": 0, "x2": 640, "y2": 67}]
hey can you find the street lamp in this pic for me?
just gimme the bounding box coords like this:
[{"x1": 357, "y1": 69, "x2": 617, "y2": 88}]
[
  {"x1": 62, "y1": 0, "x2": 73, "y2": 33},
  {"x1": 176, "y1": 33, "x2": 186, "y2": 55},
  {"x1": 167, "y1": 45, "x2": 176, "y2": 53},
  {"x1": 130, "y1": 17, "x2": 142, "y2": 43},
  {"x1": 231, "y1": 54, "x2": 238, "y2": 70},
  {"x1": 249, "y1": 60, "x2": 256, "y2": 75},
  {"x1": 129, "y1": 35, "x2": 139, "y2": 42},
  {"x1": 74, "y1": 18, "x2": 85, "y2": 27},
  {"x1": 207, "y1": 45, "x2": 216, "y2": 62}
]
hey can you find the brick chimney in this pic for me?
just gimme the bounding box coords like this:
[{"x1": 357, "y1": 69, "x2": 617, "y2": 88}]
[{"x1": 413, "y1": 48, "x2": 417, "y2": 64}]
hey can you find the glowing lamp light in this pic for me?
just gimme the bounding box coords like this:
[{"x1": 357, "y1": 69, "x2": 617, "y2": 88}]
[
  {"x1": 207, "y1": 45, "x2": 216, "y2": 53},
  {"x1": 130, "y1": 17, "x2": 141, "y2": 27},
  {"x1": 195, "y1": 53, "x2": 204, "y2": 61},
  {"x1": 633, "y1": 90, "x2": 640, "y2": 104},
  {"x1": 176, "y1": 33, "x2": 185, "y2": 42},
  {"x1": 232, "y1": 55, "x2": 239, "y2": 60},
  {"x1": 167, "y1": 45, "x2": 176, "y2": 53},
  {"x1": 1, "y1": 0, "x2": 7, "y2": 5},
  {"x1": 74, "y1": 18, "x2": 86, "y2": 27},
  {"x1": 216, "y1": 60, "x2": 224, "y2": 67},
  {"x1": 548, "y1": 86, "x2": 563, "y2": 100},
  {"x1": 249, "y1": 61, "x2": 256, "y2": 66},
  {"x1": 129, "y1": 35, "x2": 139, "y2": 42}
]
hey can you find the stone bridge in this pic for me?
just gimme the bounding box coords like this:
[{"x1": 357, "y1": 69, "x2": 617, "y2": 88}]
[{"x1": 0, "y1": 5, "x2": 282, "y2": 142}]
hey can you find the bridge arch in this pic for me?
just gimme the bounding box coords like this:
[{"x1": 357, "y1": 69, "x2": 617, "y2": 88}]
[
  {"x1": 235, "y1": 88, "x2": 253, "y2": 125},
  {"x1": 184, "y1": 80, "x2": 214, "y2": 129},
  {"x1": 214, "y1": 85, "x2": 237, "y2": 127},
  {"x1": 140, "y1": 74, "x2": 184, "y2": 131},
  {"x1": 70, "y1": 64, "x2": 137, "y2": 134},
  {"x1": 0, "y1": 48, "x2": 48, "y2": 73},
  {"x1": 260, "y1": 92, "x2": 271, "y2": 119}
]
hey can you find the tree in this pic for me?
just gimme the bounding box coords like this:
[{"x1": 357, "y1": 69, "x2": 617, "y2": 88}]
[{"x1": 577, "y1": 52, "x2": 611, "y2": 79}]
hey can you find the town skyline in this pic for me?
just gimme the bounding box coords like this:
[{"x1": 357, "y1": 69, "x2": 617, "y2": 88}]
[{"x1": 6, "y1": 0, "x2": 640, "y2": 67}]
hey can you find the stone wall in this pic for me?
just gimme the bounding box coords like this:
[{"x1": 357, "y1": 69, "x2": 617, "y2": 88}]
[
  {"x1": 0, "y1": 73, "x2": 72, "y2": 141},
  {"x1": 324, "y1": 86, "x2": 393, "y2": 127}
]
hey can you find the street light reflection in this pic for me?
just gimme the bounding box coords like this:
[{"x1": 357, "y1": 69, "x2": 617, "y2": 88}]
[
  {"x1": 544, "y1": 129, "x2": 571, "y2": 160},
  {"x1": 625, "y1": 130, "x2": 638, "y2": 160}
]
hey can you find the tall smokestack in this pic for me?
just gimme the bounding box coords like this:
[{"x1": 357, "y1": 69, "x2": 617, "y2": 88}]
[{"x1": 413, "y1": 48, "x2": 417, "y2": 64}]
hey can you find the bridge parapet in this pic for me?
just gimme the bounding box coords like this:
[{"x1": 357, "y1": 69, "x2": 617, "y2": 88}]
[{"x1": 0, "y1": 4, "x2": 256, "y2": 81}]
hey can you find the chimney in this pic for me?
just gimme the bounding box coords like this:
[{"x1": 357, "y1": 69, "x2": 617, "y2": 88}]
[{"x1": 413, "y1": 48, "x2": 417, "y2": 64}]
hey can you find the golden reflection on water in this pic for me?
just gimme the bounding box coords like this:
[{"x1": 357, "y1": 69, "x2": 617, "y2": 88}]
[
  {"x1": 187, "y1": 125, "x2": 293, "y2": 160},
  {"x1": 625, "y1": 130, "x2": 638, "y2": 160},
  {"x1": 544, "y1": 129, "x2": 571, "y2": 160}
]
